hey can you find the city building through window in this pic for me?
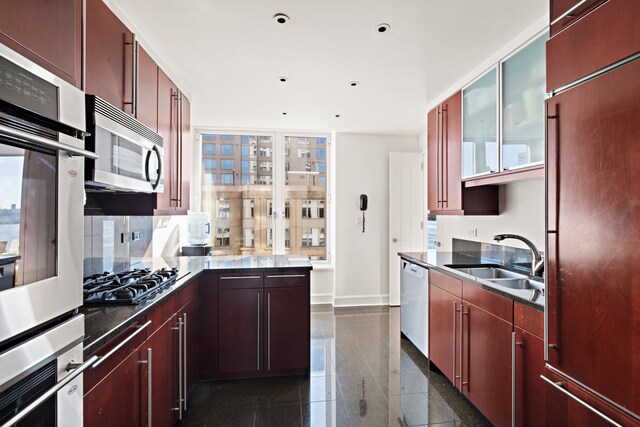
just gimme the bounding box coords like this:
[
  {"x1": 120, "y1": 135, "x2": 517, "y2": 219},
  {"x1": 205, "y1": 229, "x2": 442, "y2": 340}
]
[{"x1": 199, "y1": 132, "x2": 329, "y2": 260}]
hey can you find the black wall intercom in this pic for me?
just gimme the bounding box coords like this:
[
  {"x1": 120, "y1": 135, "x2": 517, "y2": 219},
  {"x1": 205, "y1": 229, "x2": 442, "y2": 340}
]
[{"x1": 360, "y1": 194, "x2": 367, "y2": 233}]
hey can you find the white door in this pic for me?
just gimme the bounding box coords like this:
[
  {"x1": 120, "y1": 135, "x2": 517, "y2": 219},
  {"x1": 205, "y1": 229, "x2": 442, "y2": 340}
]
[{"x1": 389, "y1": 153, "x2": 424, "y2": 306}]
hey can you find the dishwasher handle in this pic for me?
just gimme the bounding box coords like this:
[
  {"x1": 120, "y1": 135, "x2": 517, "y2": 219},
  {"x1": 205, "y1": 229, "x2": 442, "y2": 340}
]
[{"x1": 402, "y1": 261, "x2": 426, "y2": 280}]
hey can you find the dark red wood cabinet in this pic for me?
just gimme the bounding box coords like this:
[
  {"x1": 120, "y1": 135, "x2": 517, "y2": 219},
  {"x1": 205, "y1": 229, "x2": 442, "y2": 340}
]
[
  {"x1": 547, "y1": 0, "x2": 640, "y2": 92},
  {"x1": 427, "y1": 92, "x2": 498, "y2": 215},
  {"x1": 136, "y1": 45, "x2": 159, "y2": 132},
  {"x1": 216, "y1": 271, "x2": 311, "y2": 379},
  {"x1": 0, "y1": 0, "x2": 82, "y2": 88},
  {"x1": 85, "y1": 0, "x2": 135, "y2": 113},
  {"x1": 428, "y1": 282, "x2": 461, "y2": 386},
  {"x1": 545, "y1": 56, "x2": 640, "y2": 418},
  {"x1": 155, "y1": 68, "x2": 190, "y2": 215}
]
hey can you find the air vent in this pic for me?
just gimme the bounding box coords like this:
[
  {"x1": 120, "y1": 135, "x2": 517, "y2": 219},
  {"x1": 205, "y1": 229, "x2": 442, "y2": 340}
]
[{"x1": 89, "y1": 96, "x2": 163, "y2": 147}]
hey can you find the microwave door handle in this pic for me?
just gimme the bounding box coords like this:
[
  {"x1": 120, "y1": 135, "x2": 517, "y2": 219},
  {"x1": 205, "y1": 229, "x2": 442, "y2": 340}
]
[{"x1": 145, "y1": 146, "x2": 162, "y2": 190}]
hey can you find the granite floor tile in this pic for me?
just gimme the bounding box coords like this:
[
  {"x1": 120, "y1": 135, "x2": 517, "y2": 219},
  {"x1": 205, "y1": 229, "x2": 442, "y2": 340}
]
[{"x1": 179, "y1": 306, "x2": 490, "y2": 427}]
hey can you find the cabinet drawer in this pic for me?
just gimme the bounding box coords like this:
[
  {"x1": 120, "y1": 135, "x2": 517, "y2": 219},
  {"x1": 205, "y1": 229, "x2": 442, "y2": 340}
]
[
  {"x1": 264, "y1": 271, "x2": 309, "y2": 288},
  {"x1": 462, "y1": 282, "x2": 513, "y2": 323},
  {"x1": 430, "y1": 270, "x2": 462, "y2": 298},
  {"x1": 84, "y1": 318, "x2": 149, "y2": 393},
  {"x1": 146, "y1": 295, "x2": 176, "y2": 335},
  {"x1": 218, "y1": 273, "x2": 263, "y2": 290},
  {"x1": 547, "y1": 0, "x2": 640, "y2": 92},
  {"x1": 550, "y1": 0, "x2": 606, "y2": 36},
  {"x1": 514, "y1": 302, "x2": 544, "y2": 338}
]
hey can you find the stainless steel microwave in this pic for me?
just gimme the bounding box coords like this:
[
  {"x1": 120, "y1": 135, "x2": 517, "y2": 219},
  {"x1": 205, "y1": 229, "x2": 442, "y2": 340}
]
[{"x1": 85, "y1": 95, "x2": 164, "y2": 193}]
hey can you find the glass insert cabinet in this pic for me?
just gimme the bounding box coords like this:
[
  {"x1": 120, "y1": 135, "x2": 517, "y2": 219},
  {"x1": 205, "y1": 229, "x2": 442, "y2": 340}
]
[{"x1": 462, "y1": 31, "x2": 548, "y2": 179}]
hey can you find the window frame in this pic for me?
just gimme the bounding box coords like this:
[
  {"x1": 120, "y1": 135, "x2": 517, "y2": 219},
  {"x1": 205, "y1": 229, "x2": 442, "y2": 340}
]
[{"x1": 194, "y1": 128, "x2": 332, "y2": 265}]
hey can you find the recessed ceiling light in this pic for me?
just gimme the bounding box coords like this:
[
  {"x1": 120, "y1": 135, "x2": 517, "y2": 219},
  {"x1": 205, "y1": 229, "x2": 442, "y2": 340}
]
[
  {"x1": 282, "y1": 112, "x2": 288, "y2": 115},
  {"x1": 349, "y1": 81, "x2": 360, "y2": 87},
  {"x1": 279, "y1": 76, "x2": 288, "y2": 83},
  {"x1": 335, "y1": 114, "x2": 341, "y2": 118},
  {"x1": 274, "y1": 13, "x2": 290, "y2": 24},
  {"x1": 376, "y1": 23, "x2": 390, "y2": 33}
]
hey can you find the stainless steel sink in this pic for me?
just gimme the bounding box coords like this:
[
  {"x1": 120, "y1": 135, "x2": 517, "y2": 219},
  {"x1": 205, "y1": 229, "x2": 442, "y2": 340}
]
[
  {"x1": 486, "y1": 278, "x2": 545, "y2": 291},
  {"x1": 449, "y1": 266, "x2": 526, "y2": 280}
]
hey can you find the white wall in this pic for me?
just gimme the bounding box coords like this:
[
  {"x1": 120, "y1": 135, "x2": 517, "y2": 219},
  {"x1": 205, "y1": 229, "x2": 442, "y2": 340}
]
[
  {"x1": 333, "y1": 133, "x2": 420, "y2": 306},
  {"x1": 436, "y1": 179, "x2": 545, "y2": 252}
]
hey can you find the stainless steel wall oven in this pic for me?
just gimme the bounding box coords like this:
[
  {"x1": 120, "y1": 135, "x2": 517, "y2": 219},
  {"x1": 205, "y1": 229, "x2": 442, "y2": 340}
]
[{"x1": 0, "y1": 42, "x2": 95, "y2": 425}]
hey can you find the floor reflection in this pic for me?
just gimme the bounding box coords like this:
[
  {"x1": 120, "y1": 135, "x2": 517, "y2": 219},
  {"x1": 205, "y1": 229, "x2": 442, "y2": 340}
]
[{"x1": 180, "y1": 305, "x2": 490, "y2": 427}]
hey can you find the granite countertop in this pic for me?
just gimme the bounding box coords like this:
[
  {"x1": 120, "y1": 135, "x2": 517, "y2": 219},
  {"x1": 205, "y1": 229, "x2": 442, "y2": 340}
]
[
  {"x1": 398, "y1": 251, "x2": 544, "y2": 310},
  {"x1": 81, "y1": 255, "x2": 313, "y2": 357}
]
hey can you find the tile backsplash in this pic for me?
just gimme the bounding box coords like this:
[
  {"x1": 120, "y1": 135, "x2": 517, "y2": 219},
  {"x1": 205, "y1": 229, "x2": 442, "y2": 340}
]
[{"x1": 84, "y1": 215, "x2": 188, "y2": 274}]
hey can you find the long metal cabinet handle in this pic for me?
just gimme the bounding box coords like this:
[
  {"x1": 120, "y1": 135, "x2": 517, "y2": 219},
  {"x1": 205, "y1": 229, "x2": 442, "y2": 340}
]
[
  {"x1": 183, "y1": 313, "x2": 188, "y2": 411},
  {"x1": 93, "y1": 320, "x2": 151, "y2": 368},
  {"x1": 540, "y1": 376, "x2": 623, "y2": 427},
  {"x1": 257, "y1": 291, "x2": 261, "y2": 370},
  {"x1": 512, "y1": 332, "x2": 516, "y2": 427},
  {"x1": 443, "y1": 103, "x2": 448, "y2": 205},
  {"x1": 176, "y1": 92, "x2": 182, "y2": 205},
  {"x1": 138, "y1": 348, "x2": 153, "y2": 427},
  {"x1": 436, "y1": 107, "x2": 441, "y2": 207},
  {"x1": 462, "y1": 306, "x2": 469, "y2": 389},
  {"x1": 268, "y1": 292, "x2": 271, "y2": 370},
  {"x1": 266, "y1": 274, "x2": 306, "y2": 278},
  {"x1": 549, "y1": 0, "x2": 591, "y2": 26},
  {"x1": 178, "y1": 318, "x2": 183, "y2": 420},
  {"x1": 0, "y1": 123, "x2": 98, "y2": 159},
  {"x1": 452, "y1": 302, "x2": 459, "y2": 385},
  {"x1": 220, "y1": 275, "x2": 261, "y2": 280},
  {"x1": 0, "y1": 355, "x2": 98, "y2": 427}
]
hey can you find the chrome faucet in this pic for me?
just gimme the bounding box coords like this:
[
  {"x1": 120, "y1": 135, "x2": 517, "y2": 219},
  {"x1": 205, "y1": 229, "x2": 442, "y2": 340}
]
[{"x1": 492, "y1": 234, "x2": 544, "y2": 276}]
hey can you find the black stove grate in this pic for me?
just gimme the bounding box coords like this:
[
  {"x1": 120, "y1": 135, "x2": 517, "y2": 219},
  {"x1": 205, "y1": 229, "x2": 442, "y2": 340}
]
[{"x1": 83, "y1": 267, "x2": 179, "y2": 305}]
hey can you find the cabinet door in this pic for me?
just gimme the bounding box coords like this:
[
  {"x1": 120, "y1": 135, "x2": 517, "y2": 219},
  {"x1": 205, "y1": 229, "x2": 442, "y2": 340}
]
[
  {"x1": 549, "y1": 0, "x2": 606, "y2": 36},
  {"x1": 136, "y1": 45, "x2": 158, "y2": 132},
  {"x1": 547, "y1": 0, "x2": 640, "y2": 91},
  {"x1": 0, "y1": 0, "x2": 81, "y2": 88},
  {"x1": 546, "y1": 57, "x2": 640, "y2": 415},
  {"x1": 462, "y1": 303, "x2": 512, "y2": 427},
  {"x1": 85, "y1": 0, "x2": 134, "y2": 113},
  {"x1": 176, "y1": 94, "x2": 191, "y2": 214},
  {"x1": 428, "y1": 284, "x2": 461, "y2": 388},
  {"x1": 427, "y1": 107, "x2": 440, "y2": 212},
  {"x1": 155, "y1": 68, "x2": 179, "y2": 214},
  {"x1": 441, "y1": 91, "x2": 462, "y2": 211},
  {"x1": 265, "y1": 286, "x2": 309, "y2": 372},
  {"x1": 218, "y1": 287, "x2": 263, "y2": 375},
  {"x1": 515, "y1": 327, "x2": 545, "y2": 427},
  {"x1": 199, "y1": 274, "x2": 218, "y2": 378},
  {"x1": 84, "y1": 346, "x2": 143, "y2": 427},
  {"x1": 543, "y1": 367, "x2": 640, "y2": 427},
  {"x1": 183, "y1": 297, "x2": 199, "y2": 402},
  {"x1": 145, "y1": 314, "x2": 180, "y2": 427}
]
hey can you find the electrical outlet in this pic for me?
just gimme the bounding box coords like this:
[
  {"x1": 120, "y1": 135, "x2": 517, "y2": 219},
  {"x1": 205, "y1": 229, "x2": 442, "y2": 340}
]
[{"x1": 132, "y1": 231, "x2": 141, "y2": 242}]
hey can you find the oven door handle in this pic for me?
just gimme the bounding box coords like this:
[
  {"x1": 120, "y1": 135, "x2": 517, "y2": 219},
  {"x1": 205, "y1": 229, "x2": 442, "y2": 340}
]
[
  {"x1": 0, "y1": 123, "x2": 98, "y2": 160},
  {"x1": 0, "y1": 355, "x2": 99, "y2": 427}
]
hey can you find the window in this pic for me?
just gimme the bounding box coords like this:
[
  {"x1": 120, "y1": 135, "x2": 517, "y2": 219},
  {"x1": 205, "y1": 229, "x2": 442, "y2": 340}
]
[
  {"x1": 198, "y1": 131, "x2": 330, "y2": 260},
  {"x1": 215, "y1": 227, "x2": 230, "y2": 246},
  {"x1": 243, "y1": 229, "x2": 255, "y2": 248},
  {"x1": 298, "y1": 149, "x2": 310, "y2": 158},
  {"x1": 203, "y1": 173, "x2": 216, "y2": 185},
  {"x1": 216, "y1": 200, "x2": 230, "y2": 219},
  {"x1": 302, "y1": 228, "x2": 325, "y2": 247},
  {"x1": 220, "y1": 173, "x2": 234, "y2": 184},
  {"x1": 203, "y1": 159, "x2": 216, "y2": 170},
  {"x1": 243, "y1": 199, "x2": 255, "y2": 218}
]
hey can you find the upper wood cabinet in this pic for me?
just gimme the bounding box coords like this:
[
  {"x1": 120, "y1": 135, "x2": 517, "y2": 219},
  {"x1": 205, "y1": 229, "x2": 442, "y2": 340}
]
[
  {"x1": 136, "y1": 45, "x2": 159, "y2": 131},
  {"x1": 85, "y1": 0, "x2": 135, "y2": 114},
  {"x1": 547, "y1": 0, "x2": 640, "y2": 92},
  {"x1": 428, "y1": 92, "x2": 499, "y2": 216},
  {"x1": 0, "y1": 0, "x2": 82, "y2": 88},
  {"x1": 549, "y1": 0, "x2": 606, "y2": 36}
]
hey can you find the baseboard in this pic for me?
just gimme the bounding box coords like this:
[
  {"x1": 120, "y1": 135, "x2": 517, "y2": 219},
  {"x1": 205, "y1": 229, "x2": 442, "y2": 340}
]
[
  {"x1": 332, "y1": 294, "x2": 389, "y2": 307},
  {"x1": 311, "y1": 293, "x2": 333, "y2": 304}
]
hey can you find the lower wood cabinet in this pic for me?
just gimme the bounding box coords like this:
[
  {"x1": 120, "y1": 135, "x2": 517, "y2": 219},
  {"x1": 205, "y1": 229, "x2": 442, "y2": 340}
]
[
  {"x1": 215, "y1": 271, "x2": 311, "y2": 378},
  {"x1": 429, "y1": 269, "x2": 548, "y2": 427}
]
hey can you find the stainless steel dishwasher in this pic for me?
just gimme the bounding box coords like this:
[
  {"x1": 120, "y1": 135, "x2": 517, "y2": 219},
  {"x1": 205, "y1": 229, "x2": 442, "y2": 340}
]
[{"x1": 400, "y1": 259, "x2": 429, "y2": 358}]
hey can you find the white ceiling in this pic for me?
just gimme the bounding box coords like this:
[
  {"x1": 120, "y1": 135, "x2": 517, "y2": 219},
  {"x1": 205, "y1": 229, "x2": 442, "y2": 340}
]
[{"x1": 107, "y1": 0, "x2": 547, "y2": 135}]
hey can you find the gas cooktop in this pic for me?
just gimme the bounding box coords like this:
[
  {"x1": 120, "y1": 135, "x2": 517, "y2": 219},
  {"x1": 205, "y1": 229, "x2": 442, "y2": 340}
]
[{"x1": 83, "y1": 267, "x2": 179, "y2": 305}]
